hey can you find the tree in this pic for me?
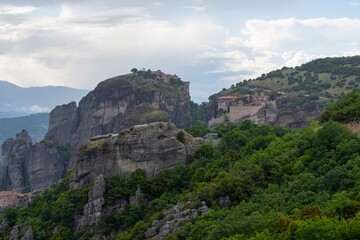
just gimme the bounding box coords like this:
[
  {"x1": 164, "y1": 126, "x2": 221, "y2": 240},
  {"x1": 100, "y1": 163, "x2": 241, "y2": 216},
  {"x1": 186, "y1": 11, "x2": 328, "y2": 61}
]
[
  {"x1": 131, "y1": 68, "x2": 138, "y2": 74},
  {"x1": 3, "y1": 208, "x2": 17, "y2": 227},
  {"x1": 50, "y1": 226, "x2": 74, "y2": 240}
]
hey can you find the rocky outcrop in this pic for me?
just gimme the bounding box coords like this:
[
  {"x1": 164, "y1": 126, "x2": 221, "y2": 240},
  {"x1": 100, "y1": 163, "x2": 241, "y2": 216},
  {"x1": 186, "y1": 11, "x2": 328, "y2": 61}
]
[
  {"x1": 0, "y1": 130, "x2": 68, "y2": 193},
  {"x1": 9, "y1": 225, "x2": 19, "y2": 240},
  {"x1": 145, "y1": 201, "x2": 209, "y2": 239},
  {"x1": 70, "y1": 122, "x2": 204, "y2": 190},
  {"x1": 0, "y1": 130, "x2": 32, "y2": 192},
  {"x1": 275, "y1": 97, "x2": 325, "y2": 128},
  {"x1": 0, "y1": 71, "x2": 192, "y2": 193},
  {"x1": 8, "y1": 225, "x2": 33, "y2": 240},
  {"x1": 72, "y1": 122, "x2": 204, "y2": 232},
  {"x1": 75, "y1": 174, "x2": 105, "y2": 231},
  {"x1": 27, "y1": 143, "x2": 67, "y2": 193},
  {"x1": 68, "y1": 73, "x2": 191, "y2": 164},
  {"x1": 45, "y1": 101, "x2": 78, "y2": 145}
]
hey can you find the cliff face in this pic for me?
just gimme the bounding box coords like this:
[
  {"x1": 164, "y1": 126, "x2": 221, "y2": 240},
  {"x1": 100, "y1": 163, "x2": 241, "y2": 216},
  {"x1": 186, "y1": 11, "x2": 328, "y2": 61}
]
[
  {"x1": 70, "y1": 122, "x2": 203, "y2": 190},
  {"x1": 70, "y1": 122, "x2": 204, "y2": 231},
  {"x1": 69, "y1": 74, "x2": 191, "y2": 163},
  {"x1": 275, "y1": 97, "x2": 325, "y2": 128},
  {"x1": 0, "y1": 130, "x2": 32, "y2": 192},
  {"x1": 0, "y1": 71, "x2": 191, "y2": 193},
  {"x1": 0, "y1": 130, "x2": 68, "y2": 193}
]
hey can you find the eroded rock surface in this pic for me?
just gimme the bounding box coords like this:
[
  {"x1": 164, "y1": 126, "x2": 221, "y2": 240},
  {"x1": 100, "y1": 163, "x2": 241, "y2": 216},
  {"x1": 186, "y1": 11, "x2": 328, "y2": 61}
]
[
  {"x1": 75, "y1": 174, "x2": 105, "y2": 231},
  {"x1": 70, "y1": 122, "x2": 204, "y2": 189},
  {"x1": 145, "y1": 201, "x2": 209, "y2": 239}
]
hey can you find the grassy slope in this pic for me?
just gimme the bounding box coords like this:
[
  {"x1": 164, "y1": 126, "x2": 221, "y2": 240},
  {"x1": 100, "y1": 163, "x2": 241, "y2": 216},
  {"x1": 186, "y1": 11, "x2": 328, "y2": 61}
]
[{"x1": 224, "y1": 56, "x2": 360, "y2": 100}]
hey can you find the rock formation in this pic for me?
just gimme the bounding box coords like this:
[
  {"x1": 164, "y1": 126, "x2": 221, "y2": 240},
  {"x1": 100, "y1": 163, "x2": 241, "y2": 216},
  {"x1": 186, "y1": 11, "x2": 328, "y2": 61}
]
[
  {"x1": 0, "y1": 130, "x2": 68, "y2": 193},
  {"x1": 145, "y1": 201, "x2": 209, "y2": 239},
  {"x1": 0, "y1": 71, "x2": 192, "y2": 193},
  {"x1": 0, "y1": 130, "x2": 32, "y2": 192},
  {"x1": 67, "y1": 72, "x2": 191, "y2": 163},
  {"x1": 275, "y1": 97, "x2": 325, "y2": 128},
  {"x1": 74, "y1": 174, "x2": 105, "y2": 231},
  {"x1": 8, "y1": 225, "x2": 33, "y2": 240},
  {"x1": 70, "y1": 122, "x2": 204, "y2": 190}
]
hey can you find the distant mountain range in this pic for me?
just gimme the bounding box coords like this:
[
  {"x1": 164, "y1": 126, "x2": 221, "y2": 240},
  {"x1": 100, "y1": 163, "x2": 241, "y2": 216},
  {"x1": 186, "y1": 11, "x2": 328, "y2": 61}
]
[
  {"x1": 0, "y1": 113, "x2": 49, "y2": 143},
  {"x1": 0, "y1": 80, "x2": 89, "y2": 118}
]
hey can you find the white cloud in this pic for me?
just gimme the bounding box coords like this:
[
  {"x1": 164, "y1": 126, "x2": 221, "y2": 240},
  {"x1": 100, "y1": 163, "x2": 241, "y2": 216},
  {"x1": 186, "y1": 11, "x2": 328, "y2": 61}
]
[
  {"x1": 152, "y1": 1, "x2": 163, "y2": 7},
  {"x1": 29, "y1": 105, "x2": 50, "y2": 113},
  {"x1": 349, "y1": 2, "x2": 360, "y2": 6},
  {"x1": 184, "y1": 4, "x2": 208, "y2": 13},
  {"x1": 241, "y1": 18, "x2": 360, "y2": 55},
  {"x1": 0, "y1": 3, "x2": 225, "y2": 89},
  {"x1": 0, "y1": 1, "x2": 359, "y2": 102},
  {"x1": 196, "y1": 17, "x2": 360, "y2": 87},
  {"x1": 0, "y1": 5, "x2": 37, "y2": 15}
]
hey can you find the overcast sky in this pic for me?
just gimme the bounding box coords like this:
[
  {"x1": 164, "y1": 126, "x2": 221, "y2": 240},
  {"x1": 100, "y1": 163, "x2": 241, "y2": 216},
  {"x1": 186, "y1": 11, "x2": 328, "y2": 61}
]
[{"x1": 0, "y1": 0, "x2": 359, "y2": 102}]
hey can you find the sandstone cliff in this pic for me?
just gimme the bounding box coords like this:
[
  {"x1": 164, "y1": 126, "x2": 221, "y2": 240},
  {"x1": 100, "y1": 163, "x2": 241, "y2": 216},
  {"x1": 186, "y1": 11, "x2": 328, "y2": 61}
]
[
  {"x1": 0, "y1": 71, "x2": 191, "y2": 193},
  {"x1": 70, "y1": 122, "x2": 204, "y2": 190}
]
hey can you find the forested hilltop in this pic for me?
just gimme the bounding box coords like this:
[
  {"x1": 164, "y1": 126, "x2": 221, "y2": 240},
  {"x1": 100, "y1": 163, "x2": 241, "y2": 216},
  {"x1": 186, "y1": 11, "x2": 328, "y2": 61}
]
[
  {"x1": 2, "y1": 88, "x2": 360, "y2": 239},
  {"x1": 236, "y1": 56, "x2": 360, "y2": 98}
]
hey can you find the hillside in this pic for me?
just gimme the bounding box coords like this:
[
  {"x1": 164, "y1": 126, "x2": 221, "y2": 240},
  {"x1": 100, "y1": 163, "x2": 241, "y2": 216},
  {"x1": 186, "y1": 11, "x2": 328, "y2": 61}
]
[
  {"x1": 0, "y1": 80, "x2": 88, "y2": 117},
  {"x1": 231, "y1": 56, "x2": 360, "y2": 99}
]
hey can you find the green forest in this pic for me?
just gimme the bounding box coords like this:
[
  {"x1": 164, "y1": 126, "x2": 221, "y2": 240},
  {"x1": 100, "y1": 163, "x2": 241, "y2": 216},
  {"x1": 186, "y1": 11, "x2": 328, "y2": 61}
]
[{"x1": 3, "y1": 91, "x2": 360, "y2": 239}]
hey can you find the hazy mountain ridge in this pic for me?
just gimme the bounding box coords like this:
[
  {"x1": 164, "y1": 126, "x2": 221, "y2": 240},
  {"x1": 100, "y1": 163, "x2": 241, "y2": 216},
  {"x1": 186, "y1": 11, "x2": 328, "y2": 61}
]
[
  {"x1": 0, "y1": 113, "x2": 49, "y2": 146},
  {"x1": 0, "y1": 80, "x2": 89, "y2": 116}
]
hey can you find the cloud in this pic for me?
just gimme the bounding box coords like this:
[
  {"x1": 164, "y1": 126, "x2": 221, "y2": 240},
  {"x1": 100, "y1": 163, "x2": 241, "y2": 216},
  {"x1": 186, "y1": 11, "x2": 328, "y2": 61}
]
[
  {"x1": 184, "y1": 4, "x2": 208, "y2": 13},
  {"x1": 194, "y1": 17, "x2": 360, "y2": 88},
  {"x1": 29, "y1": 105, "x2": 50, "y2": 113},
  {"x1": 349, "y1": 2, "x2": 360, "y2": 6},
  {"x1": 241, "y1": 18, "x2": 360, "y2": 55},
  {"x1": 0, "y1": 3, "x2": 225, "y2": 89},
  {"x1": 0, "y1": 5, "x2": 37, "y2": 15},
  {"x1": 151, "y1": 1, "x2": 163, "y2": 7},
  {"x1": 0, "y1": 1, "x2": 358, "y2": 102}
]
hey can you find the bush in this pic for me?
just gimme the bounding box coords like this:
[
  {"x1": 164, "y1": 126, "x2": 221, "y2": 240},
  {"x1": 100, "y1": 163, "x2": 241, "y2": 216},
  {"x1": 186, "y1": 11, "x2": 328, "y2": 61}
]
[{"x1": 176, "y1": 131, "x2": 186, "y2": 143}]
